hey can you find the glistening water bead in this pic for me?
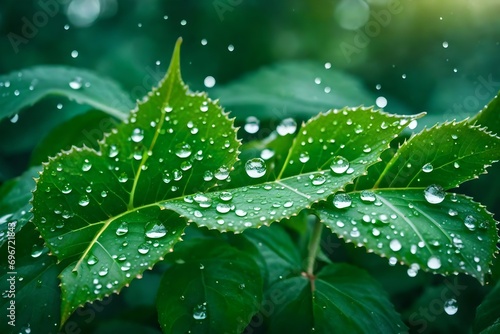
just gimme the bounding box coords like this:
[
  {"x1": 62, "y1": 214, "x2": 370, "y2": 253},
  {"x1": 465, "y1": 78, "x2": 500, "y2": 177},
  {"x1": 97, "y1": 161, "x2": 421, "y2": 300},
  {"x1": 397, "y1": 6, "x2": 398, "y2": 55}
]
[
  {"x1": 245, "y1": 158, "x2": 266, "y2": 178},
  {"x1": 424, "y1": 184, "x2": 445, "y2": 204}
]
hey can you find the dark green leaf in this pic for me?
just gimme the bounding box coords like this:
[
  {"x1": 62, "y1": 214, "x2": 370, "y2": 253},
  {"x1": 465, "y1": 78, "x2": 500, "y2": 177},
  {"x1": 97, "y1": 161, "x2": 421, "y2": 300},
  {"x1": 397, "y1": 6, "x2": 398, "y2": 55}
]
[
  {"x1": 474, "y1": 281, "x2": 500, "y2": 333},
  {"x1": 211, "y1": 61, "x2": 410, "y2": 121},
  {"x1": 0, "y1": 65, "x2": 133, "y2": 121},
  {"x1": 157, "y1": 239, "x2": 262, "y2": 334},
  {"x1": 315, "y1": 189, "x2": 498, "y2": 284},
  {"x1": 0, "y1": 165, "x2": 41, "y2": 247},
  {"x1": 263, "y1": 263, "x2": 407, "y2": 333},
  {"x1": 372, "y1": 121, "x2": 500, "y2": 189},
  {"x1": 30, "y1": 110, "x2": 120, "y2": 166},
  {"x1": 0, "y1": 223, "x2": 62, "y2": 333}
]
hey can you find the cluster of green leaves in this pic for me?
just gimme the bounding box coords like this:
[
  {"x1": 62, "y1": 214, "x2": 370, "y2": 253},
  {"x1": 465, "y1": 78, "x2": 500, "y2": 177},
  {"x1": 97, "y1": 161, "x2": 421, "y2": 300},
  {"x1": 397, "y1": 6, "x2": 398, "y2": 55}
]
[{"x1": 1, "y1": 39, "x2": 500, "y2": 333}]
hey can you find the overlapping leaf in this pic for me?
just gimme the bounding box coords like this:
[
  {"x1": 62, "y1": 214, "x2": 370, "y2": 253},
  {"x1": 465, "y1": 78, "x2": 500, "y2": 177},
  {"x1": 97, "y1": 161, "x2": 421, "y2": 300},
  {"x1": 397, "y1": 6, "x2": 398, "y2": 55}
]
[
  {"x1": 243, "y1": 224, "x2": 406, "y2": 332},
  {"x1": 162, "y1": 108, "x2": 422, "y2": 232},
  {"x1": 32, "y1": 39, "x2": 239, "y2": 322},
  {"x1": 371, "y1": 120, "x2": 500, "y2": 189},
  {"x1": 315, "y1": 190, "x2": 498, "y2": 284},
  {"x1": 0, "y1": 223, "x2": 62, "y2": 333},
  {"x1": 157, "y1": 239, "x2": 262, "y2": 333},
  {"x1": 0, "y1": 65, "x2": 133, "y2": 121}
]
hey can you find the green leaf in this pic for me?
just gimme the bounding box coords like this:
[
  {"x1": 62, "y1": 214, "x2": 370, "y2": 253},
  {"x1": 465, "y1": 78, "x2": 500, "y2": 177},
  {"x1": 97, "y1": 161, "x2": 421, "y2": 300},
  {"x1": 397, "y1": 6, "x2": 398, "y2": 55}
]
[
  {"x1": 263, "y1": 263, "x2": 407, "y2": 333},
  {"x1": 30, "y1": 110, "x2": 120, "y2": 166},
  {"x1": 211, "y1": 61, "x2": 410, "y2": 121},
  {"x1": 162, "y1": 108, "x2": 422, "y2": 232},
  {"x1": 371, "y1": 121, "x2": 500, "y2": 190},
  {"x1": 474, "y1": 281, "x2": 500, "y2": 333},
  {"x1": 157, "y1": 239, "x2": 262, "y2": 333},
  {"x1": 470, "y1": 92, "x2": 500, "y2": 135},
  {"x1": 315, "y1": 189, "x2": 498, "y2": 284},
  {"x1": 32, "y1": 38, "x2": 237, "y2": 322},
  {"x1": 0, "y1": 65, "x2": 134, "y2": 121},
  {"x1": 243, "y1": 223, "x2": 303, "y2": 286},
  {"x1": 0, "y1": 166, "x2": 41, "y2": 247},
  {"x1": 0, "y1": 223, "x2": 62, "y2": 333}
]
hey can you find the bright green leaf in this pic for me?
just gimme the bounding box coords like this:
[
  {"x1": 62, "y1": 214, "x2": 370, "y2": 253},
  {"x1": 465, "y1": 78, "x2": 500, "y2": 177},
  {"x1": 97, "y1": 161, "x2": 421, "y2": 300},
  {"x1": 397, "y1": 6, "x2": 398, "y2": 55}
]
[
  {"x1": 264, "y1": 263, "x2": 407, "y2": 333},
  {"x1": 163, "y1": 108, "x2": 422, "y2": 232},
  {"x1": 0, "y1": 166, "x2": 41, "y2": 247},
  {"x1": 0, "y1": 223, "x2": 62, "y2": 333},
  {"x1": 315, "y1": 189, "x2": 498, "y2": 284},
  {"x1": 372, "y1": 121, "x2": 500, "y2": 189},
  {"x1": 32, "y1": 38, "x2": 236, "y2": 322},
  {"x1": 470, "y1": 92, "x2": 500, "y2": 135},
  {"x1": 0, "y1": 65, "x2": 133, "y2": 122},
  {"x1": 157, "y1": 239, "x2": 262, "y2": 334}
]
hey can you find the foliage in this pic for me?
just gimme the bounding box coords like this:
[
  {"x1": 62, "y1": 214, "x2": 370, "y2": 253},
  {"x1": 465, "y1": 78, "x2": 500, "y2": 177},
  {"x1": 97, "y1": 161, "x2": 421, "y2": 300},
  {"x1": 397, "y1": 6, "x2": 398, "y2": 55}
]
[{"x1": 1, "y1": 38, "x2": 499, "y2": 334}]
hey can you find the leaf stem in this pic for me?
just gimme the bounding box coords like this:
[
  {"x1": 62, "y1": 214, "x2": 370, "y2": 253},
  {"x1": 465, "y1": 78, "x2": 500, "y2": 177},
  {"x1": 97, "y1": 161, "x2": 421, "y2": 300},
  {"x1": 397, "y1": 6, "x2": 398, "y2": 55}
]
[{"x1": 307, "y1": 217, "x2": 323, "y2": 276}]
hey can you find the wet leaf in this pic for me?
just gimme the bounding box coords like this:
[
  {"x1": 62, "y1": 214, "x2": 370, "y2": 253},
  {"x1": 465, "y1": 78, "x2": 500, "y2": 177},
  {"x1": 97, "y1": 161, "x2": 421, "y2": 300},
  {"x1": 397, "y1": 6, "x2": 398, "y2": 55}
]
[
  {"x1": 163, "y1": 108, "x2": 422, "y2": 232},
  {"x1": 0, "y1": 166, "x2": 41, "y2": 247},
  {"x1": 0, "y1": 65, "x2": 133, "y2": 122},
  {"x1": 371, "y1": 121, "x2": 500, "y2": 189},
  {"x1": 264, "y1": 263, "x2": 407, "y2": 333},
  {"x1": 0, "y1": 223, "x2": 62, "y2": 333},
  {"x1": 211, "y1": 61, "x2": 410, "y2": 121},
  {"x1": 157, "y1": 239, "x2": 262, "y2": 333},
  {"x1": 32, "y1": 38, "x2": 232, "y2": 322},
  {"x1": 474, "y1": 281, "x2": 500, "y2": 333},
  {"x1": 470, "y1": 92, "x2": 500, "y2": 136},
  {"x1": 315, "y1": 189, "x2": 498, "y2": 284}
]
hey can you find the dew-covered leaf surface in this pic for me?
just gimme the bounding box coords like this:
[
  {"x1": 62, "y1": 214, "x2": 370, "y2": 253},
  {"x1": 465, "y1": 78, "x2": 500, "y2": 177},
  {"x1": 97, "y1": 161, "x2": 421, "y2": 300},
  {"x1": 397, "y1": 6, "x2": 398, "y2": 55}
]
[
  {"x1": 473, "y1": 281, "x2": 500, "y2": 333},
  {"x1": 32, "y1": 39, "x2": 235, "y2": 322},
  {"x1": 163, "y1": 108, "x2": 422, "y2": 232},
  {"x1": 157, "y1": 239, "x2": 262, "y2": 333},
  {"x1": 0, "y1": 166, "x2": 41, "y2": 247},
  {"x1": 371, "y1": 121, "x2": 500, "y2": 190},
  {"x1": 315, "y1": 189, "x2": 498, "y2": 283},
  {"x1": 0, "y1": 223, "x2": 62, "y2": 333},
  {"x1": 0, "y1": 65, "x2": 133, "y2": 122}
]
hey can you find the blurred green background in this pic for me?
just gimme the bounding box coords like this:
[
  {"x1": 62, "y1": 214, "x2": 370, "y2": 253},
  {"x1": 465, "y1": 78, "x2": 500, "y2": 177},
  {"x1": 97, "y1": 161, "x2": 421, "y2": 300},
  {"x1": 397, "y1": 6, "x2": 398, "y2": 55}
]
[{"x1": 1, "y1": 1, "x2": 499, "y2": 333}]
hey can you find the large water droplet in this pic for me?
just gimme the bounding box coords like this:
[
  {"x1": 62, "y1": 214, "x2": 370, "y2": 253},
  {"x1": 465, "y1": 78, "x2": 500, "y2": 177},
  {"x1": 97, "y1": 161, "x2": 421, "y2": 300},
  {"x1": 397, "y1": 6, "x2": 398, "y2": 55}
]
[
  {"x1": 108, "y1": 145, "x2": 119, "y2": 158},
  {"x1": 333, "y1": 193, "x2": 352, "y2": 209},
  {"x1": 87, "y1": 255, "x2": 98, "y2": 266},
  {"x1": 98, "y1": 266, "x2": 109, "y2": 277},
  {"x1": 194, "y1": 193, "x2": 212, "y2": 208},
  {"x1": 444, "y1": 299, "x2": 458, "y2": 315},
  {"x1": 276, "y1": 118, "x2": 297, "y2": 136},
  {"x1": 330, "y1": 156, "x2": 350, "y2": 174},
  {"x1": 131, "y1": 128, "x2": 144, "y2": 143},
  {"x1": 145, "y1": 222, "x2": 167, "y2": 238},
  {"x1": 389, "y1": 239, "x2": 402, "y2": 252},
  {"x1": 82, "y1": 159, "x2": 92, "y2": 172},
  {"x1": 215, "y1": 166, "x2": 229, "y2": 180},
  {"x1": 424, "y1": 184, "x2": 445, "y2": 204},
  {"x1": 175, "y1": 143, "x2": 192, "y2": 158},
  {"x1": 311, "y1": 173, "x2": 326, "y2": 186},
  {"x1": 118, "y1": 172, "x2": 129, "y2": 183},
  {"x1": 216, "y1": 203, "x2": 231, "y2": 214},
  {"x1": 360, "y1": 190, "x2": 376, "y2": 202},
  {"x1": 219, "y1": 192, "x2": 233, "y2": 201},
  {"x1": 78, "y1": 195, "x2": 90, "y2": 207},
  {"x1": 427, "y1": 256, "x2": 441, "y2": 269},
  {"x1": 31, "y1": 244, "x2": 45, "y2": 258},
  {"x1": 244, "y1": 116, "x2": 260, "y2": 134},
  {"x1": 193, "y1": 303, "x2": 207, "y2": 320},
  {"x1": 299, "y1": 152, "x2": 310, "y2": 163},
  {"x1": 422, "y1": 163, "x2": 433, "y2": 173},
  {"x1": 245, "y1": 158, "x2": 266, "y2": 178},
  {"x1": 116, "y1": 222, "x2": 129, "y2": 236},
  {"x1": 138, "y1": 243, "x2": 150, "y2": 254},
  {"x1": 69, "y1": 77, "x2": 83, "y2": 89},
  {"x1": 464, "y1": 215, "x2": 477, "y2": 231}
]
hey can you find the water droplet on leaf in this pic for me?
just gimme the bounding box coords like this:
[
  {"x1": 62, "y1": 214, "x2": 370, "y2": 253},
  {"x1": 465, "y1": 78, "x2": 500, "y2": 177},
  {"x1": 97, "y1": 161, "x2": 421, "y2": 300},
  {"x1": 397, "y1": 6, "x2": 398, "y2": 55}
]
[
  {"x1": 330, "y1": 156, "x2": 349, "y2": 174},
  {"x1": 193, "y1": 304, "x2": 207, "y2": 320},
  {"x1": 145, "y1": 222, "x2": 167, "y2": 238},
  {"x1": 390, "y1": 239, "x2": 402, "y2": 252},
  {"x1": 444, "y1": 299, "x2": 458, "y2": 315},
  {"x1": 422, "y1": 163, "x2": 433, "y2": 173},
  {"x1": 116, "y1": 222, "x2": 129, "y2": 236},
  {"x1": 333, "y1": 193, "x2": 352, "y2": 209},
  {"x1": 245, "y1": 158, "x2": 266, "y2": 178},
  {"x1": 427, "y1": 256, "x2": 441, "y2": 269},
  {"x1": 175, "y1": 143, "x2": 192, "y2": 158},
  {"x1": 424, "y1": 185, "x2": 445, "y2": 204}
]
